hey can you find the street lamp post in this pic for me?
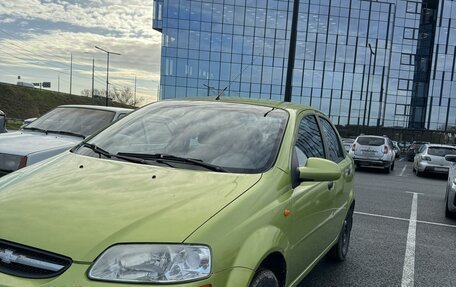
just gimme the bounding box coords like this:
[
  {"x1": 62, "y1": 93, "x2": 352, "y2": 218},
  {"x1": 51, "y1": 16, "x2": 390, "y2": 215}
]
[
  {"x1": 363, "y1": 43, "x2": 376, "y2": 127},
  {"x1": 95, "y1": 46, "x2": 121, "y2": 106}
]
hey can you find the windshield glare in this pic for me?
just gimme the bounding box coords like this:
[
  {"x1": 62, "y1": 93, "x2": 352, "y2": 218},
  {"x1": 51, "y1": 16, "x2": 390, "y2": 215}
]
[
  {"x1": 76, "y1": 101, "x2": 288, "y2": 173},
  {"x1": 27, "y1": 107, "x2": 115, "y2": 137}
]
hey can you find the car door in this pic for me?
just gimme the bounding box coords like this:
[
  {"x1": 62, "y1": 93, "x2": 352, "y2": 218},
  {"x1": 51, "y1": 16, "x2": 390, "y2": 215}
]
[
  {"x1": 317, "y1": 115, "x2": 354, "y2": 231},
  {"x1": 289, "y1": 114, "x2": 335, "y2": 279}
]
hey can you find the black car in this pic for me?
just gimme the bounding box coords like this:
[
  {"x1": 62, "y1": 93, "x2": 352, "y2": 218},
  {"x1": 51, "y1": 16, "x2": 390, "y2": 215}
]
[{"x1": 406, "y1": 141, "x2": 430, "y2": 161}]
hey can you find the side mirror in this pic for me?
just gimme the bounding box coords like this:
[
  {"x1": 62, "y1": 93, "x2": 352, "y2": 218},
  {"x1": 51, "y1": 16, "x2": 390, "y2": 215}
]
[
  {"x1": 298, "y1": 158, "x2": 342, "y2": 182},
  {"x1": 445, "y1": 155, "x2": 456, "y2": 163}
]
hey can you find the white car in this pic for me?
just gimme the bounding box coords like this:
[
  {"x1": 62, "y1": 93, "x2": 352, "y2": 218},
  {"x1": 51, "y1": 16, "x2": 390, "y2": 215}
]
[
  {"x1": 0, "y1": 105, "x2": 132, "y2": 177},
  {"x1": 413, "y1": 144, "x2": 456, "y2": 176},
  {"x1": 349, "y1": 135, "x2": 396, "y2": 173},
  {"x1": 445, "y1": 154, "x2": 456, "y2": 218}
]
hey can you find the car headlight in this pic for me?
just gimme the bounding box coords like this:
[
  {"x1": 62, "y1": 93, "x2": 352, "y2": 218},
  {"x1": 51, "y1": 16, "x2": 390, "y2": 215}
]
[
  {"x1": 88, "y1": 244, "x2": 211, "y2": 283},
  {"x1": 0, "y1": 154, "x2": 27, "y2": 171}
]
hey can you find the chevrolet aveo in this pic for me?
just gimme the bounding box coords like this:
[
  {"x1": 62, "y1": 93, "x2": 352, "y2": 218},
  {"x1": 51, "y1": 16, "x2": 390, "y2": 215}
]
[{"x1": 0, "y1": 99, "x2": 355, "y2": 287}]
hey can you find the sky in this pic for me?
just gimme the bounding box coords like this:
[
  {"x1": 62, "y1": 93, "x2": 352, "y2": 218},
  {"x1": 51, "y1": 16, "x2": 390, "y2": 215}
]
[{"x1": 0, "y1": 0, "x2": 162, "y2": 106}]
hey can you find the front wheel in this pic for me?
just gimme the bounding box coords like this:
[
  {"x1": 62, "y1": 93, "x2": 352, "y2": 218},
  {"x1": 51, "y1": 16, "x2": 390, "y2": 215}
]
[
  {"x1": 329, "y1": 208, "x2": 353, "y2": 261},
  {"x1": 249, "y1": 269, "x2": 279, "y2": 287}
]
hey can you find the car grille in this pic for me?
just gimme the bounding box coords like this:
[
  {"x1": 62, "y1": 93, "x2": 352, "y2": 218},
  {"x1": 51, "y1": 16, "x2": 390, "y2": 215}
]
[{"x1": 0, "y1": 240, "x2": 72, "y2": 279}]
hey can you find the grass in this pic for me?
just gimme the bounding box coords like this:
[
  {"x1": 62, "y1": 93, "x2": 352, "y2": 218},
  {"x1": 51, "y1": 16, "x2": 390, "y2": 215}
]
[
  {"x1": 0, "y1": 82, "x2": 132, "y2": 120},
  {"x1": 6, "y1": 119, "x2": 22, "y2": 130}
]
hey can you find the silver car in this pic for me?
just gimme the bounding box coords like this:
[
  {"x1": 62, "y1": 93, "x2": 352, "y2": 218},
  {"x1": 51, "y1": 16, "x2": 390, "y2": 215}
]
[
  {"x1": 349, "y1": 135, "x2": 396, "y2": 173},
  {"x1": 413, "y1": 144, "x2": 456, "y2": 177},
  {"x1": 445, "y1": 154, "x2": 456, "y2": 218},
  {"x1": 0, "y1": 105, "x2": 132, "y2": 177}
]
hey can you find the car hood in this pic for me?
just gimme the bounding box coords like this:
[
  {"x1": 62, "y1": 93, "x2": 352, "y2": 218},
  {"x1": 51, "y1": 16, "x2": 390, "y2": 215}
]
[
  {"x1": 0, "y1": 131, "x2": 80, "y2": 156},
  {"x1": 0, "y1": 153, "x2": 261, "y2": 262}
]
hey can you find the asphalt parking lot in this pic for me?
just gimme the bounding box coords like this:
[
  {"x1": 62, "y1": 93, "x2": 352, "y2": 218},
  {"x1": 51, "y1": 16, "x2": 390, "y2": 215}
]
[{"x1": 298, "y1": 158, "x2": 455, "y2": 287}]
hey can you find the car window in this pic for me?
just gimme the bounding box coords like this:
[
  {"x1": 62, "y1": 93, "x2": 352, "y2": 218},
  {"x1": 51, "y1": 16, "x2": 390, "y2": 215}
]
[
  {"x1": 26, "y1": 107, "x2": 115, "y2": 137},
  {"x1": 75, "y1": 102, "x2": 289, "y2": 174},
  {"x1": 295, "y1": 115, "x2": 325, "y2": 167},
  {"x1": 319, "y1": 117, "x2": 345, "y2": 163},
  {"x1": 418, "y1": 145, "x2": 426, "y2": 153},
  {"x1": 428, "y1": 147, "x2": 456, "y2": 156},
  {"x1": 356, "y1": 136, "x2": 385, "y2": 146}
]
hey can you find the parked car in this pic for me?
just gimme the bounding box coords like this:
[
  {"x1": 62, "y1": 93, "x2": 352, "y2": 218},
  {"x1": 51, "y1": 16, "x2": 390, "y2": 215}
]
[
  {"x1": 0, "y1": 109, "x2": 5, "y2": 133},
  {"x1": 444, "y1": 154, "x2": 456, "y2": 218},
  {"x1": 406, "y1": 141, "x2": 430, "y2": 161},
  {"x1": 392, "y1": 141, "x2": 401, "y2": 158},
  {"x1": 342, "y1": 138, "x2": 355, "y2": 153},
  {"x1": 0, "y1": 99, "x2": 355, "y2": 287},
  {"x1": 349, "y1": 135, "x2": 396, "y2": 173},
  {"x1": 19, "y1": 117, "x2": 38, "y2": 129},
  {"x1": 0, "y1": 105, "x2": 132, "y2": 177},
  {"x1": 413, "y1": 144, "x2": 456, "y2": 176}
]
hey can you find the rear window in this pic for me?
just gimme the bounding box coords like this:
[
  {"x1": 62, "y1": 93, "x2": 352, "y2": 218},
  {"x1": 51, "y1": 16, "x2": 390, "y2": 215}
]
[
  {"x1": 356, "y1": 137, "x2": 385, "y2": 146},
  {"x1": 428, "y1": 147, "x2": 456, "y2": 157}
]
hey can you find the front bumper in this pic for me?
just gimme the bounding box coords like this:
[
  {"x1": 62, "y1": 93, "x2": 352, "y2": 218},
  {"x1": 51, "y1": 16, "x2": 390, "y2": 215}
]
[{"x1": 0, "y1": 263, "x2": 254, "y2": 287}]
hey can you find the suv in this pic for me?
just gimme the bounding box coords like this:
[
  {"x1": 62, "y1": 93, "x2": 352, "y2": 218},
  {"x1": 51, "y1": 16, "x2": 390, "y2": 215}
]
[{"x1": 349, "y1": 135, "x2": 396, "y2": 173}]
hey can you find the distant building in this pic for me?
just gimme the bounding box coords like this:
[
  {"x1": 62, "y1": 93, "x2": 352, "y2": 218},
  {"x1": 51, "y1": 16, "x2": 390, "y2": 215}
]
[{"x1": 153, "y1": 0, "x2": 456, "y2": 131}]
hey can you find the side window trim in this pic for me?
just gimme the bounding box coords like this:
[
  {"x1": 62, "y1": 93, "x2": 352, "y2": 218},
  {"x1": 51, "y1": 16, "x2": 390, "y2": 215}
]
[
  {"x1": 294, "y1": 112, "x2": 326, "y2": 165},
  {"x1": 315, "y1": 114, "x2": 345, "y2": 164}
]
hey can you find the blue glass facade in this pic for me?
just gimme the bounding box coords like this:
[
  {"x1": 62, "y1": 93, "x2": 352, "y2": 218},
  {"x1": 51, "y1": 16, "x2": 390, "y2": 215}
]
[{"x1": 153, "y1": 0, "x2": 456, "y2": 131}]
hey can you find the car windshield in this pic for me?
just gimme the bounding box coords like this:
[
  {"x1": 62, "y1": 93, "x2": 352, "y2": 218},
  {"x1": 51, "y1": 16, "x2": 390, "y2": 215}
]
[
  {"x1": 428, "y1": 147, "x2": 456, "y2": 157},
  {"x1": 25, "y1": 107, "x2": 115, "y2": 137},
  {"x1": 356, "y1": 137, "x2": 385, "y2": 146},
  {"x1": 74, "y1": 101, "x2": 288, "y2": 173}
]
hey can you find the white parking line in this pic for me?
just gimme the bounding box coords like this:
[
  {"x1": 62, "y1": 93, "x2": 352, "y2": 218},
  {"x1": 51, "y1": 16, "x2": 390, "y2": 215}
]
[
  {"x1": 400, "y1": 165, "x2": 407, "y2": 177},
  {"x1": 400, "y1": 158, "x2": 405, "y2": 162},
  {"x1": 401, "y1": 192, "x2": 417, "y2": 287},
  {"x1": 355, "y1": 211, "x2": 456, "y2": 229}
]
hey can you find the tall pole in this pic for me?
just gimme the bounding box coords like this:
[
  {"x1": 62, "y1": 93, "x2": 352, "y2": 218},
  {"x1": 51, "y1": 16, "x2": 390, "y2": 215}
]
[
  {"x1": 58, "y1": 73, "x2": 60, "y2": 93},
  {"x1": 69, "y1": 53, "x2": 73, "y2": 95},
  {"x1": 363, "y1": 43, "x2": 375, "y2": 127},
  {"x1": 91, "y1": 56, "x2": 95, "y2": 97},
  {"x1": 134, "y1": 75, "x2": 137, "y2": 106},
  {"x1": 95, "y1": 46, "x2": 121, "y2": 106}
]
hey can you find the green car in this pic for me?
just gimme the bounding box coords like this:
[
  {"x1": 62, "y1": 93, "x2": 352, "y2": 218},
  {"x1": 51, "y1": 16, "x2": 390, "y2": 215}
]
[{"x1": 0, "y1": 98, "x2": 355, "y2": 287}]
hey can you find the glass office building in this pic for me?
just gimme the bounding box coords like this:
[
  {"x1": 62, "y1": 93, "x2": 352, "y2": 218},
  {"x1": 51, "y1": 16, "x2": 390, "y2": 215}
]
[{"x1": 153, "y1": 0, "x2": 456, "y2": 130}]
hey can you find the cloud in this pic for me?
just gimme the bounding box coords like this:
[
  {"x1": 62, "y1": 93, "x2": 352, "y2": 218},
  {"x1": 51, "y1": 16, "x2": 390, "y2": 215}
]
[{"x1": 0, "y1": 0, "x2": 162, "y2": 105}]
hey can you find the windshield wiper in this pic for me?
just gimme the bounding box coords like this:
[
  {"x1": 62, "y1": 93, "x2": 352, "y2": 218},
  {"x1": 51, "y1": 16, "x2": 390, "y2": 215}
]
[
  {"x1": 23, "y1": 127, "x2": 48, "y2": 134},
  {"x1": 117, "y1": 152, "x2": 229, "y2": 172},
  {"x1": 47, "y1": 130, "x2": 86, "y2": 139},
  {"x1": 81, "y1": 143, "x2": 147, "y2": 165}
]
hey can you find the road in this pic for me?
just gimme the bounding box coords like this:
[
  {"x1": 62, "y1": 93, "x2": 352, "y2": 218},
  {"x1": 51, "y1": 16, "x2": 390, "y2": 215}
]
[{"x1": 298, "y1": 158, "x2": 455, "y2": 287}]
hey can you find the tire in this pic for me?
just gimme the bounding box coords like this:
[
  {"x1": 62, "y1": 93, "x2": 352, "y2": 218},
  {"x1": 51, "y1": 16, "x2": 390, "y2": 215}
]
[
  {"x1": 384, "y1": 163, "x2": 391, "y2": 174},
  {"x1": 445, "y1": 189, "x2": 456, "y2": 219},
  {"x1": 415, "y1": 169, "x2": 422, "y2": 177},
  {"x1": 391, "y1": 161, "x2": 395, "y2": 171},
  {"x1": 329, "y1": 207, "x2": 353, "y2": 262},
  {"x1": 249, "y1": 269, "x2": 279, "y2": 287}
]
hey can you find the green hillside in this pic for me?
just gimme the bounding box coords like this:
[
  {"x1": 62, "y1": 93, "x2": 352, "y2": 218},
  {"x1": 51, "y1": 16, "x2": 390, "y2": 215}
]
[{"x1": 0, "y1": 82, "x2": 131, "y2": 120}]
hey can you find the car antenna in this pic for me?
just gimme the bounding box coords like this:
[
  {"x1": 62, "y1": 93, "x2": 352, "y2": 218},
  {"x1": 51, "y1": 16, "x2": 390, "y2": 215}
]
[{"x1": 215, "y1": 52, "x2": 262, "y2": 101}]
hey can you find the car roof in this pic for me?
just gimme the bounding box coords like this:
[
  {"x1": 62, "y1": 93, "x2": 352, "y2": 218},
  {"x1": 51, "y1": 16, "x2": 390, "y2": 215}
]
[
  {"x1": 58, "y1": 105, "x2": 133, "y2": 113},
  {"x1": 167, "y1": 97, "x2": 317, "y2": 113},
  {"x1": 426, "y1": 144, "x2": 456, "y2": 149}
]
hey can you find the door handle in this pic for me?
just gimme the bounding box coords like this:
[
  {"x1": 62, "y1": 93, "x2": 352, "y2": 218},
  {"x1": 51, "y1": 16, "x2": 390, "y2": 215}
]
[{"x1": 328, "y1": 181, "x2": 334, "y2": 190}]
